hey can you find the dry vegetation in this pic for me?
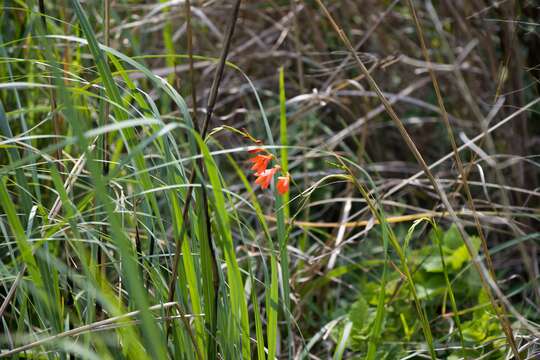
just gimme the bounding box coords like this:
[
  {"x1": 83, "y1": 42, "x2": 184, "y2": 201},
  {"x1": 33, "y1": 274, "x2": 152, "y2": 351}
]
[{"x1": 0, "y1": 0, "x2": 539, "y2": 359}]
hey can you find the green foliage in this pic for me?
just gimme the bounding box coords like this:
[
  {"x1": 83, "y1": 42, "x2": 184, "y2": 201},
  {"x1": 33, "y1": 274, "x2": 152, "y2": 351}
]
[{"x1": 334, "y1": 225, "x2": 506, "y2": 359}]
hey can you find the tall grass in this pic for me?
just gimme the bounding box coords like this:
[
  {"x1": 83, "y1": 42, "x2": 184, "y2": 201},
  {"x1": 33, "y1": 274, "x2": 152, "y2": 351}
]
[{"x1": 1, "y1": 1, "x2": 539, "y2": 359}]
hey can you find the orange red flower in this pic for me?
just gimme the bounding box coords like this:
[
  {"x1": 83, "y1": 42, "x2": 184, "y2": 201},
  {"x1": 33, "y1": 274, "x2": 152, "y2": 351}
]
[
  {"x1": 249, "y1": 154, "x2": 272, "y2": 174},
  {"x1": 246, "y1": 141, "x2": 289, "y2": 195},
  {"x1": 277, "y1": 175, "x2": 290, "y2": 195},
  {"x1": 254, "y1": 166, "x2": 279, "y2": 189}
]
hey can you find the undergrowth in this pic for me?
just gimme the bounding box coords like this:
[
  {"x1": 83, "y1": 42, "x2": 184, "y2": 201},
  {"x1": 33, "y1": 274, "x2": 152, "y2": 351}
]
[{"x1": 0, "y1": 1, "x2": 539, "y2": 359}]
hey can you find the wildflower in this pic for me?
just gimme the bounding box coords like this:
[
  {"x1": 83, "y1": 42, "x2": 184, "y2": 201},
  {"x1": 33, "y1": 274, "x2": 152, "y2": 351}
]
[
  {"x1": 255, "y1": 166, "x2": 279, "y2": 189},
  {"x1": 277, "y1": 175, "x2": 290, "y2": 195},
  {"x1": 249, "y1": 154, "x2": 272, "y2": 174}
]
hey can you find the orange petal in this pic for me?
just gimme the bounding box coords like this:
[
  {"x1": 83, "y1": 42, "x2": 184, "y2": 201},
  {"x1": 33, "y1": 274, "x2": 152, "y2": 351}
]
[
  {"x1": 254, "y1": 167, "x2": 278, "y2": 190},
  {"x1": 255, "y1": 173, "x2": 270, "y2": 189},
  {"x1": 249, "y1": 155, "x2": 271, "y2": 174},
  {"x1": 277, "y1": 176, "x2": 289, "y2": 194}
]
